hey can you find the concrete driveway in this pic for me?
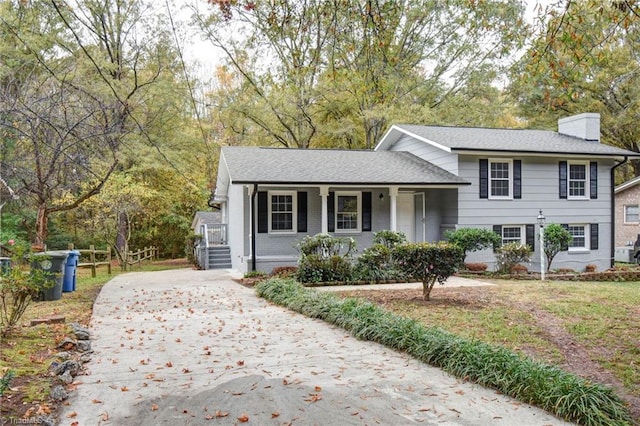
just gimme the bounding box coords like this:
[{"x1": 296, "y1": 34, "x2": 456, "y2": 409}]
[{"x1": 58, "y1": 269, "x2": 570, "y2": 425}]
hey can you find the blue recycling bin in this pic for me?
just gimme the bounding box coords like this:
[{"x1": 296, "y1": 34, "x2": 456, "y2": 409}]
[{"x1": 63, "y1": 250, "x2": 80, "y2": 292}]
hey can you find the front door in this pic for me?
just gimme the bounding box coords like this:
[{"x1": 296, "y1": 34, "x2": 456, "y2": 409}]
[{"x1": 397, "y1": 193, "x2": 415, "y2": 242}]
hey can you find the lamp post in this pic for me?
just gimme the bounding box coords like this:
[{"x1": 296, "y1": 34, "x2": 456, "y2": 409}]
[{"x1": 537, "y1": 209, "x2": 546, "y2": 280}]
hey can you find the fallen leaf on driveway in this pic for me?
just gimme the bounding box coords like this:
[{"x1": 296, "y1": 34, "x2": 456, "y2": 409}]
[
  {"x1": 214, "y1": 410, "x2": 229, "y2": 418},
  {"x1": 151, "y1": 403, "x2": 159, "y2": 411},
  {"x1": 66, "y1": 411, "x2": 77, "y2": 418},
  {"x1": 305, "y1": 393, "x2": 323, "y2": 403},
  {"x1": 237, "y1": 413, "x2": 249, "y2": 422}
]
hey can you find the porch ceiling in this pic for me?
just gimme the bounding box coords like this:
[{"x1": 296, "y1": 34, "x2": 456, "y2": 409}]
[{"x1": 221, "y1": 146, "x2": 469, "y2": 186}]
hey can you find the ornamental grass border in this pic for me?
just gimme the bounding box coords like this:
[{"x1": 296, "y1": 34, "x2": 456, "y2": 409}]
[{"x1": 255, "y1": 278, "x2": 632, "y2": 426}]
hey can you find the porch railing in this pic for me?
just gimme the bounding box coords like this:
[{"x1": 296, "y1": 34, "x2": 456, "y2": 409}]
[{"x1": 201, "y1": 223, "x2": 227, "y2": 247}]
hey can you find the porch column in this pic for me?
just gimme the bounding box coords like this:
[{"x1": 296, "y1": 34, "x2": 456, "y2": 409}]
[
  {"x1": 246, "y1": 185, "x2": 256, "y2": 260},
  {"x1": 389, "y1": 186, "x2": 399, "y2": 231},
  {"x1": 319, "y1": 186, "x2": 329, "y2": 234}
]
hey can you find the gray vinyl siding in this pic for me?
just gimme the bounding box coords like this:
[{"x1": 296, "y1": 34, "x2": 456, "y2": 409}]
[
  {"x1": 249, "y1": 186, "x2": 394, "y2": 272},
  {"x1": 389, "y1": 135, "x2": 459, "y2": 174},
  {"x1": 424, "y1": 188, "x2": 458, "y2": 241},
  {"x1": 458, "y1": 154, "x2": 614, "y2": 272}
]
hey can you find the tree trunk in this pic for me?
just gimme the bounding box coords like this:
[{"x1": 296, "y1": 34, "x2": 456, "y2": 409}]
[
  {"x1": 116, "y1": 210, "x2": 128, "y2": 255},
  {"x1": 116, "y1": 210, "x2": 129, "y2": 268},
  {"x1": 422, "y1": 278, "x2": 436, "y2": 301},
  {"x1": 34, "y1": 204, "x2": 49, "y2": 248}
]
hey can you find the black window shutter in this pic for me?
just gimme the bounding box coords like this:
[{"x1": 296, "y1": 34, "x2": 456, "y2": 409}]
[
  {"x1": 526, "y1": 224, "x2": 535, "y2": 251},
  {"x1": 561, "y1": 224, "x2": 569, "y2": 250},
  {"x1": 257, "y1": 191, "x2": 268, "y2": 233},
  {"x1": 479, "y1": 159, "x2": 488, "y2": 199},
  {"x1": 590, "y1": 162, "x2": 598, "y2": 199},
  {"x1": 559, "y1": 161, "x2": 567, "y2": 199},
  {"x1": 362, "y1": 192, "x2": 372, "y2": 231},
  {"x1": 328, "y1": 192, "x2": 335, "y2": 232},
  {"x1": 514, "y1": 160, "x2": 522, "y2": 199},
  {"x1": 493, "y1": 225, "x2": 502, "y2": 250},
  {"x1": 297, "y1": 191, "x2": 307, "y2": 233},
  {"x1": 590, "y1": 223, "x2": 599, "y2": 250}
]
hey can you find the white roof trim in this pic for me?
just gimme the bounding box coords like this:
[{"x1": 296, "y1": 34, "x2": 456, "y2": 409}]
[
  {"x1": 615, "y1": 175, "x2": 640, "y2": 193},
  {"x1": 374, "y1": 125, "x2": 452, "y2": 153}
]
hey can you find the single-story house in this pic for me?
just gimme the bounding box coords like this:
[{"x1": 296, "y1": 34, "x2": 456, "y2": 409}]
[
  {"x1": 614, "y1": 176, "x2": 640, "y2": 249},
  {"x1": 209, "y1": 113, "x2": 639, "y2": 273}
]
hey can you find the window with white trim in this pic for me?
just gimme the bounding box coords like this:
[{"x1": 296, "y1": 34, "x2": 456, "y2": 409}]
[
  {"x1": 269, "y1": 191, "x2": 296, "y2": 233},
  {"x1": 625, "y1": 205, "x2": 639, "y2": 223},
  {"x1": 501, "y1": 225, "x2": 525, "y2": 245},
  {"x1": 568, "y1": 162, "x2": 588, "y2": 199},
  {"x1": 489, "y1": 159, "x2": 512, "y2": 198},
  {"x1": 568, "y1": 224, "x2": 587, "y2": 250},
  {"x1": 335, "y1": 192, "x2": 361, "y2": 232}
]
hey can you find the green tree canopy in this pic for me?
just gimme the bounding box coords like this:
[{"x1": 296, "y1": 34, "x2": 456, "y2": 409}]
[
  {"x1": 195, "y1": 0, "x2": 528, "y2": 149},
  {"x1": 510, "y1": 0, "x2": 640, "y2": 177}
]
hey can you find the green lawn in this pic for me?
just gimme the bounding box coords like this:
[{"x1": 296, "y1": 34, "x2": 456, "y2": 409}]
[{"x1": 340, "y1": 279, "x2": 640, "y2": 402}]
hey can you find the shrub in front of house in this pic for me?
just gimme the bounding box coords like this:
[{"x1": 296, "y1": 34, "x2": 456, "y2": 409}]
[
  {"x1": 463, "y1": 262, "x2": 488, "y2": 272},
  {"x1": 444, "y1": 227, "x2": 501, "y2": 261},
  {"x1": 295, "y1": 234, "x2": 356, "y2": 283},
  {"x1": 495, "y1": 242, "x2": 531, "y2": 274},
  {"x1": 254, "y1": 278, "x2": 632, "y2": 426},
  {"x1": 372, "y1": 230, "x2": 407, "y2": 248},
  {"x1": 543, "y1": 223, "x2": 572, "y2": 271},
  {"x1": 392, "y1": 242, "x2": 464, "y2": 300},
  {"x1": 352, "y1": 244, "x2": 406, "y2": 283},
  {"x1": 297, "y1": 254, "x2": 352, "y2": 283},
  {"x1": 353, "y1": 231, "x2": 408, "y2": 283}
]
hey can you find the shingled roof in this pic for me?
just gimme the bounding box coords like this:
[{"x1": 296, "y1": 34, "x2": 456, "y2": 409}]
[
  {"x1": 220, "y1": 146, "x2": 469, "y2": 186},
  {"x1": 378, "y1": 124, "x2": 638, "y2": 157}
]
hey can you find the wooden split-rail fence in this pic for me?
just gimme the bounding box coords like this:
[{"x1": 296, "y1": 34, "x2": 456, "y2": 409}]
[{"x1": 67, "y1": 244, "x2": 158, "y2": 276}]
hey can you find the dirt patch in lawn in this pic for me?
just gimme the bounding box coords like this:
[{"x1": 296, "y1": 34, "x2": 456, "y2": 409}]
[{"x1": 339, "y1": 285, "x2": 640, "y2": 422}]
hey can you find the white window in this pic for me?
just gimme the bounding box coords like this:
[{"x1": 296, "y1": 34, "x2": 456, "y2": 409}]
[
  {"x1": 489, "y1": 159, "x2": 512, "y2": 199},
  {"x1": 625, "y1": 205, "x2": 639, "y2": 223},
  {"x1": 335, "y1": 192, "x2": 361, "y2": 232},
  {"x1": 568, "y1": 161, "x2": 588, "y2": 199},
  {"x1": 269, "y1": 191, "x2": 296, "y2": 233},
  {"x1": 568, "y1": 224, "x2": 587, "y2": 250},
  {"x1": 501, "y1": 225, "x2": 525, "y2": 245}
]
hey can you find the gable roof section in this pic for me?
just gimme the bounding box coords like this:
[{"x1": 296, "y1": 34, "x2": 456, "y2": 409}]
[
  {"x1": 376, "y1": 124, "x2": 639, "y2": 157},
  {"x1": 615, "y1": 176, "x2": 640, "y2": 194},
  {"x1": 221, "y1": 146, "x2": 469, "y2": 186},
  {"x1": 192, "y1": 211, "x2": 221, "y2": 228}
]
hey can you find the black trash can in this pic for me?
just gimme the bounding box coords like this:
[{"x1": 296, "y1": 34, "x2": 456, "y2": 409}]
[
  {"x1": 31, "y1": 251, "x2": 68, "y2": 301},
  {"x1": 63, "y1": 250, "x2": 80, "y2": 292},
  {"x1": 0, "y1": 257, "x2": 11, "y2": 274}
]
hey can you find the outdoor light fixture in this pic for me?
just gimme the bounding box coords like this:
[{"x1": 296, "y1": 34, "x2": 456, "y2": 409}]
[
  {"x1": 537, "y1": 209, "x2": 546, "y2": 280},
  {"x1": 379, "y1": 193, "x2": 384, "y2": 200}
]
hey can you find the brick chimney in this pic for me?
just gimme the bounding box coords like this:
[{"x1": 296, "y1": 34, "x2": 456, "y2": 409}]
[{"x1": 558, "y1": 113, "x2": 600, "y2": 142}]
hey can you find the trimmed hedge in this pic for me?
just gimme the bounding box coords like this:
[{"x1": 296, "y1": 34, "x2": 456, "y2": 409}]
[{"x1": 255, "y1": 278, "x2": 632, "y2": 426}]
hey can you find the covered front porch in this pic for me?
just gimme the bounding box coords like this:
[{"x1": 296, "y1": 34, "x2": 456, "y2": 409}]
[{"x1": 212, "y1": 184, "x2": 460, "y2": 273}]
